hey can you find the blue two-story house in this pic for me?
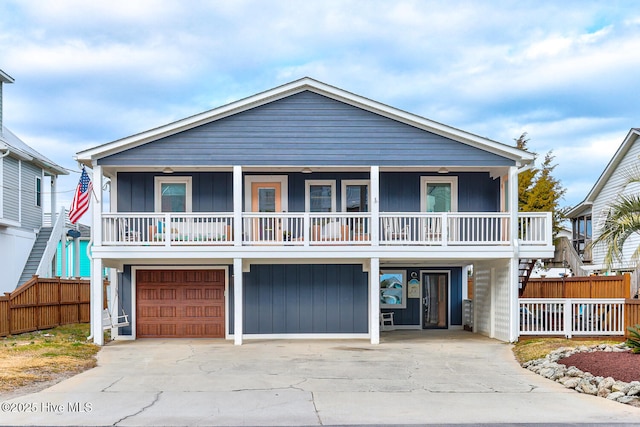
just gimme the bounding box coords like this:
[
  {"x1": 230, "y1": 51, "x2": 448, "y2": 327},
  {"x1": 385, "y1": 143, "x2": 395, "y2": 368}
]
[{"x1": 76, "y1": 78, "x2": 553, "y2": 345}]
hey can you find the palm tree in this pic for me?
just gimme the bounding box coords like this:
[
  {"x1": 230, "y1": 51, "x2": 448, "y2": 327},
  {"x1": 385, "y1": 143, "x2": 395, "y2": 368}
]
[{"x1": 591, "y1": 191, "x2": 640, "y2": 269}]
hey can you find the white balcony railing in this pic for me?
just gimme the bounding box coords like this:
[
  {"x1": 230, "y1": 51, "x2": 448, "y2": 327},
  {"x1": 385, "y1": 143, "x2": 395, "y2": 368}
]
[
  {"x1": 519, "y1": 298, "x2": 626, "y2": 338},
  {"x1": 102, "y1": 213, "x2": 233, "y2": 246},
  {"x1": 99, "y1": 212, "x2": 551, "y2": 248}
]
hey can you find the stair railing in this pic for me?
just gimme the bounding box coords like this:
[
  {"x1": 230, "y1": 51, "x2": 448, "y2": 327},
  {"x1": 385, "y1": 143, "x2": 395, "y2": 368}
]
[{"x1": 35, "y1": 206, "x2": 67, "y2": 277}]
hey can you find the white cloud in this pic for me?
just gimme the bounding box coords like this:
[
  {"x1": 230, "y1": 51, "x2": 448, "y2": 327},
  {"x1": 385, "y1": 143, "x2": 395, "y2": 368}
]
[{"x1": 1, "y1": 0, "x2": 640, "y2": 213}]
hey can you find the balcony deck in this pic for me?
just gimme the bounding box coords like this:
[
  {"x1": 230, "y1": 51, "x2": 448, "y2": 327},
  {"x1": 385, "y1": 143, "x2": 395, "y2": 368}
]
[{"x1": 99, "y1": 212, "x2": 552, "y2": 255}]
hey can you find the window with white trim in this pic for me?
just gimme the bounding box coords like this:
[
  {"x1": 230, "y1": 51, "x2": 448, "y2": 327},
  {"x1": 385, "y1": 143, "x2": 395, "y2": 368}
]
[
  {"x1": 341, "y1": 180, "x2": 369, "y2": 212},
  {"x1": 305, "y1": 180, "x2": 336, "y2": 212},
  {"x1": 35, "y1": 176, "x2": 42, "y2": 208},
  {"x1": 154, "y1": 176, "x2": 192, "y2": 212},
  {"x1": 420, "y1": 176, "x2": 458, "y2": 212}
]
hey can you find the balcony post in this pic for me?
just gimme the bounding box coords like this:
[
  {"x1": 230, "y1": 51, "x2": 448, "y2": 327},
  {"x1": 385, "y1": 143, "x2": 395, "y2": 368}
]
[
  {"x1": 370, "y1": 257, "x2": 380, "y2": 344},
  {"x1": 233, "y1": 258, "x2": 243, "y2": 345},
  {"x1": 303, "y1": 211, "x2": 310, "y2": 246},
  {"x1": 442, "y1": 213, "x2": 448, "y2": 246},
  {"x1": 233, "y1": 166, "x2": 242, "y2": 247},
  {"x1": 90, "y1": 257, "x2": 104, "y2": 345},
  {"x1": 370, "y1": 166, "x2": 379, "y2": 246},
  {"x1": 509, "y1": 166, "x2": 520, "y2": 341},
  {"x1": 91, "y1": 164, "x2": 102, "y2": 247}
]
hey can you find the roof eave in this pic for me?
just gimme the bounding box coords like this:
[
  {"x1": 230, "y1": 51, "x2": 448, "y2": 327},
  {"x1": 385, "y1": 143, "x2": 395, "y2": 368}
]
[
  {"x1": 0, "y1": 70, "x2": 15, "y2": 84},
  {"x1": 578, "y1": 128, "x2": 640, "y2": 205}
]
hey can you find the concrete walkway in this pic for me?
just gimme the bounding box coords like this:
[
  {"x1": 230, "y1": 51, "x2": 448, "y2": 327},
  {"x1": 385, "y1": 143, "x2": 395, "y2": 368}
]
[{"x1": 1, "y1": 330, "x2": 639, "y2": 426}]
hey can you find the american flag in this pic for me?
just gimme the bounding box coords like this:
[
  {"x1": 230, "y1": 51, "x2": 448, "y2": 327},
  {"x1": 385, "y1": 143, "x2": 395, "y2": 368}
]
[{"x1": 69, "y1": 167, "x2": 93, "y2": 224}]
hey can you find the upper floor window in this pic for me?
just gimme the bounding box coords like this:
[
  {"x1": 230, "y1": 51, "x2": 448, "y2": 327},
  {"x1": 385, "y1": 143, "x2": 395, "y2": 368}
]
[
  {"x1": 342, "y1": 180, "x2": 369, "y2": 212},
  {"x1": 154, "y1": 176, "x2": 192, "y2": 212},
  {"x1": 420, "y1": 176, "x2": 458, "y2": 212},
  {"x1": 35, "y1": 176, "x2": 42, "y2": 208},
  {"x1": 572, "y1": 214, "x2": 592, "y2": 255},
  {"x1": 305, "y1": 180, "x2": 336, "y2": 212}
]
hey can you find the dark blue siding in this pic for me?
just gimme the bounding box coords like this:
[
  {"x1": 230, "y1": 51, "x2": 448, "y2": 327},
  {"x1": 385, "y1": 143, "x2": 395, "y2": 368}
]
[
  {"x1": 383, "y1": 267, "x2": 462, "y2": 326},
  {"x1": 380, "y1": 172, "x2": 500, "y2": 212},
  {"x1": 117, "y1": 172, "x2": 232, "y2": 212},
  {"x1": 118, "y1": 266, "x2": 133, "y2": 336},
  {"x1": 117, "y1": 171, "x2": 499, "y2": 214},
  {"x1": 99, "y1": 91, "x2": 515, "y2": 167},
  {"x1": 241, "y1": 264, "x2": 368, "y2": 334}
]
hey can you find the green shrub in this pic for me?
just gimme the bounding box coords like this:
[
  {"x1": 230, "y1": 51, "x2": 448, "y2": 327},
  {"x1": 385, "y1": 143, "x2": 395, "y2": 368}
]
[{"x1": 627, "y1": 324, "x2": 640, "y2": 354}]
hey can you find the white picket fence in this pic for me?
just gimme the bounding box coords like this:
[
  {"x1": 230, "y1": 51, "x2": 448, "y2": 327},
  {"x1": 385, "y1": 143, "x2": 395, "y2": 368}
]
[{"x1": 519, "y1": 298, "x2": 626, "y2": 338}]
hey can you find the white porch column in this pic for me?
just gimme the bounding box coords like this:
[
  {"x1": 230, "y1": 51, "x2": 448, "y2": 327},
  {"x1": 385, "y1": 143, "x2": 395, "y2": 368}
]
[
  {"x1": 233, "y1": 166, "x2": 242, "y2": 247},
  {"x1": 509, "y1": 165, "x2": 520, "y2": 342},
  {"x1": 73, "y1": 234, "x2": 80, "y2": 277},
  {"x1": 370, "y1": 166, "x2": 380, "y2": 246},
  {"x1": 91, "y1": 257, "x2": 104, "y2": 345},
  {"x1": 370, "y1": 257, "x2": 380, "y2": 344},
  {"x1": 91, "y1": 165, "x2": 102, "y2": 247},
  {"x1": 233, "y1": 258, "x2": 243, "y2": 345}
]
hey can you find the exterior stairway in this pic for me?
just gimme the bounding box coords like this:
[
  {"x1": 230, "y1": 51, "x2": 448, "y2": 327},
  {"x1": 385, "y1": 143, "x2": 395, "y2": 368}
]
[
  {"x1": 518, "y1": 258, "x2": 536, "y2": 297},
  {"x1": 18, "y1": 227, "x2": 53, "y2": 287}
]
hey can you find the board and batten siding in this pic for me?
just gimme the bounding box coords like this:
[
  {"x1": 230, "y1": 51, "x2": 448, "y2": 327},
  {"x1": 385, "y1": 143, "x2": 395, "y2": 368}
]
[
  {"x1": 99, "y1": 91, "x2": 516, "y2": 168},
  {"x1": 117, "y1": 172, "x2": 233, "y2": 212},
  {"x1": 492, "y1": 260, "x2": 511, "y2": 342},
  {"x1": 20, "y1": 161, "x2": 42, "y2": 229},
  {"x1": 473, "y1": 260, "x2": 511, "y2": 341},
  {"x1": 2, "y1": 156, "x2": 19, "y2": 222},
  {"x1": 116, "y1": 171, "x2": 500, "y2": 213},
  {"x1": 230, "y1": 264, "x2": 369, "y2": 335},
  {"x1": 472, "y1": 262, "x2": 492, "y2": 336},
  {"x1": 591, "y1": 134, "x2": 640, "y2": 268}
]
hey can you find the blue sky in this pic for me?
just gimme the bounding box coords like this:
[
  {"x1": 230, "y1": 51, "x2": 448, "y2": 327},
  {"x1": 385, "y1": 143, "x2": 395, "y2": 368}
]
[{"x1": 1, "y1": 0, "x2": 639, "y2": 212}]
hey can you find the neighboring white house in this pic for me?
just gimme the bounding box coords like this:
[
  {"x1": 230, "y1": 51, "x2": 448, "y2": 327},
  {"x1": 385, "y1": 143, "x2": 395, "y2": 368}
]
[
  {"x1": 0, "y1": 69, "x2": 69, "y2": 293},
  {"x1": 567, "y1": 128, "x2": 640, "y2": 294}
]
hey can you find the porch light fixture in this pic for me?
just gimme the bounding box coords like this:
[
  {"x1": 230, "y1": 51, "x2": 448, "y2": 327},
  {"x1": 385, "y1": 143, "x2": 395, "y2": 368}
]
[
  {"x1": 162, "y1": 167, "x2": 174, "y2": 174},
  {"x1": 437, "y1": 167, "x2": 449, "y2": 174},
  {"x1": 301, "y1": 168, "x2": 312, "y2": 174}
]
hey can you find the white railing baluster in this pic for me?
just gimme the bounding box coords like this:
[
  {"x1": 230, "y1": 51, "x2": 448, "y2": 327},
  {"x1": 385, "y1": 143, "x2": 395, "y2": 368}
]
[{"x1": 519, "y1": 298, "x2": 626, "y2": 337}]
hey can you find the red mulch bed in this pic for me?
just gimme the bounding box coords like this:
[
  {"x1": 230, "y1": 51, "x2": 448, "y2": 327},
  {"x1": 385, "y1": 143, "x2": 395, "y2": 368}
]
[{"x1": 558, "y1": 350, "x2": 640, "y2": 383}]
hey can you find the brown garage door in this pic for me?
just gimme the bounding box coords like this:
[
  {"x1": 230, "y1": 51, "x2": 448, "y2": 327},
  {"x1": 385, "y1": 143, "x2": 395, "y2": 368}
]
[{"x1": 136, "y1": 269, "x2": 225, "y2": 338}]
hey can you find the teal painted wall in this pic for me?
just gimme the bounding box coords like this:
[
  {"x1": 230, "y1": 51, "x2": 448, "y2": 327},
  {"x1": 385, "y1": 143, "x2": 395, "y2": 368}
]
[{"x1": 56, "y1": 240, "x2": 91, "y2": 277}]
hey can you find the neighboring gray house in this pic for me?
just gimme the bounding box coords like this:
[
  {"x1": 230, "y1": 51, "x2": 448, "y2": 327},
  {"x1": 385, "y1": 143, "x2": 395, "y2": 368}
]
[
  {"x1": 567, "y1": 128, "x2": 640, "y2": 294},
  {"x1": 76, "y1": 77, "x2": 554, "y2": 346},
  {"x1": 0, "y1": 69, "x2": 68, "y2": 292}
]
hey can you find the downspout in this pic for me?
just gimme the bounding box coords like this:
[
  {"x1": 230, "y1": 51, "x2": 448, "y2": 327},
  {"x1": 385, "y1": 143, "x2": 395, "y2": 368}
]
[{"x1": 0, "y1": 148, "x2": 10, "y2": 158}]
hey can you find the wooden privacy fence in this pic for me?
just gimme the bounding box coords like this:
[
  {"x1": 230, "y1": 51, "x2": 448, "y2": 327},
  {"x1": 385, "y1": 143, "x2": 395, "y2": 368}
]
[
  {"x1": 627, "y1": 299, "x2": 640, "y2": 332},
  {"x1": 522, "y1": 275, "x2": 631, "y2": 299},
  {"x1": 0, "y1": 276, "x2": 101, "y2": 337}
]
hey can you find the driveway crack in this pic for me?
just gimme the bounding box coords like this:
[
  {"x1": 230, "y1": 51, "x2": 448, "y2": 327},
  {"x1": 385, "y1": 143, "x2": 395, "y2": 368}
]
[
  {"x1": 102, "y1": 376, "x2": 124, "y2": 392},
  {"x1": 311, "y1": 391, "x2": 323, "y2": 425},
  {"x1": 175, "y1": 344, "x2": 195, "y2": 364},
  {"x1": 113, "y1": 391, "x2": 162, "y2": 426}
]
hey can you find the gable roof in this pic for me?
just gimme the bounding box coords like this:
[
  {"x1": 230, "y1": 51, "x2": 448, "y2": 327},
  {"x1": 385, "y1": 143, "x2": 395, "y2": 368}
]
[
  {"x1": 76, "y1": 77, "x2": 534, "y2": 166},
  {"x1": 0, "y1": 69, "x2": 14, "y2": 84},
  {"x1": 0, "y1": 126, "x2": 68, "y2": 176},
  {"x1": 567, "y1": 128, "x2": 640, "y2": 217}
]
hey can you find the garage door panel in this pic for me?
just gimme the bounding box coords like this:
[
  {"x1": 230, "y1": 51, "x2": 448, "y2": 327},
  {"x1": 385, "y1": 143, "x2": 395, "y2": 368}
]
[{"x1": 137, "y1": 269, "x2": 225, "y2": 338}]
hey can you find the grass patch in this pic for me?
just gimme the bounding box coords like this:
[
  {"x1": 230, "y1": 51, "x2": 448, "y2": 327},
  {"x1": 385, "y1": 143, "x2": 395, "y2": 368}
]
[
  {"x1": 0, "y1": 324, "x2": 99, "y2": 392},
  {"x1": 513, "y1": 337, "x2": 622, "y2": 364}
]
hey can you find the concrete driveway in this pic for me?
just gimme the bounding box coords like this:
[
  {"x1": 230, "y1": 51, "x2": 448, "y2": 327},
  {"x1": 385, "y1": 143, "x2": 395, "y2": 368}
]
[{"x1": 1, "y1": 330, "x2": 639, "y2": 426}]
